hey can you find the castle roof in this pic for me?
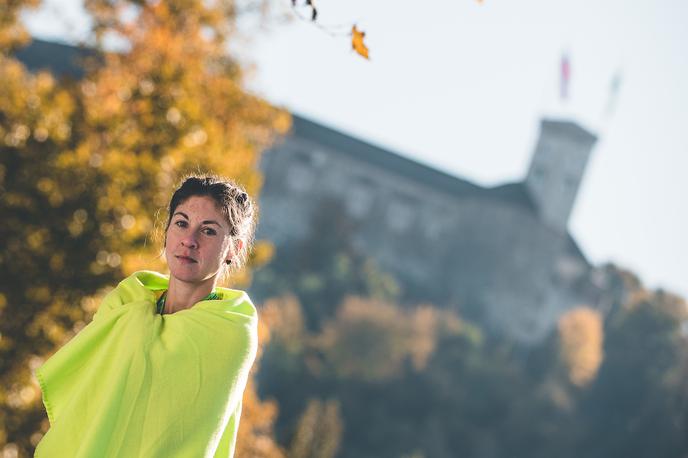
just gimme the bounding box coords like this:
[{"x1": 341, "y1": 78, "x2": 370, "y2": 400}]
[{"x1": 290, "y1": 114, "x2": 537, "y2": 212}]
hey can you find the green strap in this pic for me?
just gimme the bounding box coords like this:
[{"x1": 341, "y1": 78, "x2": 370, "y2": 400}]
[{"x1": 156, "y1": 290, "x2": 221, "y2": 314}]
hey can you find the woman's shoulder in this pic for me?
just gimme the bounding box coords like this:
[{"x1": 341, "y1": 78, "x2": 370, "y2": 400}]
[
  {"x1": 213, "y1": 287, "x2": 258, "y2": 321},
  {"x1": 92, "y1": 271, "x2": 164, "y2": 320}
]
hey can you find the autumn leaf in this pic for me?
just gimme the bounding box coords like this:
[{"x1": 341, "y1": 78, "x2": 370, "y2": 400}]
[{"x1": 351, "y1": 25, "x2": 369, "y2": 59}]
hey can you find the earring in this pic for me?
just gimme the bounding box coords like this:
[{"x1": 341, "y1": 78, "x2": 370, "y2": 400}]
[{"x1": 226, "y1": 259, "x2": 232, "y2": 265}]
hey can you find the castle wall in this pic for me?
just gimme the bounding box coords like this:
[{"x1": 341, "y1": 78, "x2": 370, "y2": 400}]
[{"x1": 256, "y1": 129, "x2": 595, "y2": 344}]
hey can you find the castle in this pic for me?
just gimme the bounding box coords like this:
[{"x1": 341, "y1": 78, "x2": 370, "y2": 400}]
[{"x1": 255, "y1": 115, "x2": 599, "y2": 344}]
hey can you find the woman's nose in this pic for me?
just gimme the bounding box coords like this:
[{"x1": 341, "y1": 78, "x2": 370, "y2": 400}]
[{"x1": 181, "y1": 235, "x2": 198, "y2": 248}]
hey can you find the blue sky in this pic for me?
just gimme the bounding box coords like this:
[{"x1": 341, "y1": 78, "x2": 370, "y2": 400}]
[{"x1": 23, "y1": 0, "x2": 688, "y2": 298}]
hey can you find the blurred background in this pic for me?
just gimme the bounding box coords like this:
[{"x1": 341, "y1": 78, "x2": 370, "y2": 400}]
[{"x1": 1, "y1": 0, "x2": 687, "y2": 457}]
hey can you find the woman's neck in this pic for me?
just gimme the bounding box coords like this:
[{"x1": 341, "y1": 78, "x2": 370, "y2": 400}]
[{"x1": 165, "y1": 275, "x2": 217, "y2": 314}]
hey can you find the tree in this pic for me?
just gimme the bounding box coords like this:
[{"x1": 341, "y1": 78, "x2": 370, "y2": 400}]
[
  {"x1": 558, "y1": 306, "x2": 604, "y2": 387},
  {"x1": 1, "y1": 39, "x2": 103, "y2": 455},
  {"x1": 1, "y1": 0, "x2": 289, "y2": 454},
  {"x1": 575, "y1": 272, "x2": 688, "y2": 458},
  {"x1": 315, "y1": 297, "x2": 442, "y2": 381},
  {"x1": 287, "y1": 398, "x2": 343, "y2": 458}
]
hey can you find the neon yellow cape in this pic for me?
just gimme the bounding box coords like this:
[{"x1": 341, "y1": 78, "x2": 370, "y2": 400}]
[{"x1": 34, "y1": 270, "x2": 258, "y2": 458}]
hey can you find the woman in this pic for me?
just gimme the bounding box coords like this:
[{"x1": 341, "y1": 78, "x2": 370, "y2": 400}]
[{"x1": 34, "y1": 175, "x2": 259, "y2": 457}]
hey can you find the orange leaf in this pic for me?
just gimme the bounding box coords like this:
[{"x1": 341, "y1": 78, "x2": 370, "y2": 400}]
[{"x1": 351, "y1": 25, "x2": 369, "y2": 59}]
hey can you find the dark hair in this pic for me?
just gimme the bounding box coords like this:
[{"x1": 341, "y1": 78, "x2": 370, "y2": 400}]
[{"x1": 161, "y1": 174, "x2": 257, "y2": 278}]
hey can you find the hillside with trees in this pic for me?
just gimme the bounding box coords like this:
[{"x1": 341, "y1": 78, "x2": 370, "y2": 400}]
[{"x1": 252, "y1": 194, "x2": 688, "y2": 458}]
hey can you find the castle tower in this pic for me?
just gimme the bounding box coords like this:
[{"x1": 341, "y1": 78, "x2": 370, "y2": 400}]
[{"x1": 525, "y1": 119, "x2": 597, "y2": 232}]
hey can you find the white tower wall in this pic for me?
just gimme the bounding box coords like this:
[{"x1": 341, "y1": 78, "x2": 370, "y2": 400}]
[{"x1": 525, "y1": 119, "x2": 597, "y2": 232}]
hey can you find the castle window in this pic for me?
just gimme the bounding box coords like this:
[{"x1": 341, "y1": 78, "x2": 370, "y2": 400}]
[
  {"x1": 346, "y1": 179, "x2": 375, "y2": 218},
  {"x1": 423, "y1": 211, "x2": 448, "y2": 239},
  {"x1": 387, "y1": 198, "x2": 414, "y2": 232},
  {"x1": 310, "y1": 149, "x2": 328, "y2": 167},
  {"x1": 556, "y1": 256, "x2": 584, "y2": 282},
  {"x1": 286, "y1": 162, "x2": 315, "y2": 192}
]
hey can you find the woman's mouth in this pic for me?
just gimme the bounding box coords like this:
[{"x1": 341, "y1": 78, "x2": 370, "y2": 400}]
[{"x1": 176, "y1": 256, "x2": 197, "y2": 264}]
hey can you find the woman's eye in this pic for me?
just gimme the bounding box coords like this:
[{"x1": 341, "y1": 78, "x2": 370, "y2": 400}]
[
  {"x1": 175, "y1": 220, "x2": 187, "y2": 228},
  {"x1": 203, "y1": 228, "x2": 217, "y2": 236}
]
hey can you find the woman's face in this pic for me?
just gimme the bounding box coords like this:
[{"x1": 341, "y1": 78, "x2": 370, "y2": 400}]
[{"x1": 164, "y1": 195, "x2": 232, "y2": 284}]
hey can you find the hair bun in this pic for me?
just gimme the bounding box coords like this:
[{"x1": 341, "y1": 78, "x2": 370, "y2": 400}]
[{"x1": 236, "y1": 192, "x2": 248, "y2": 205}]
